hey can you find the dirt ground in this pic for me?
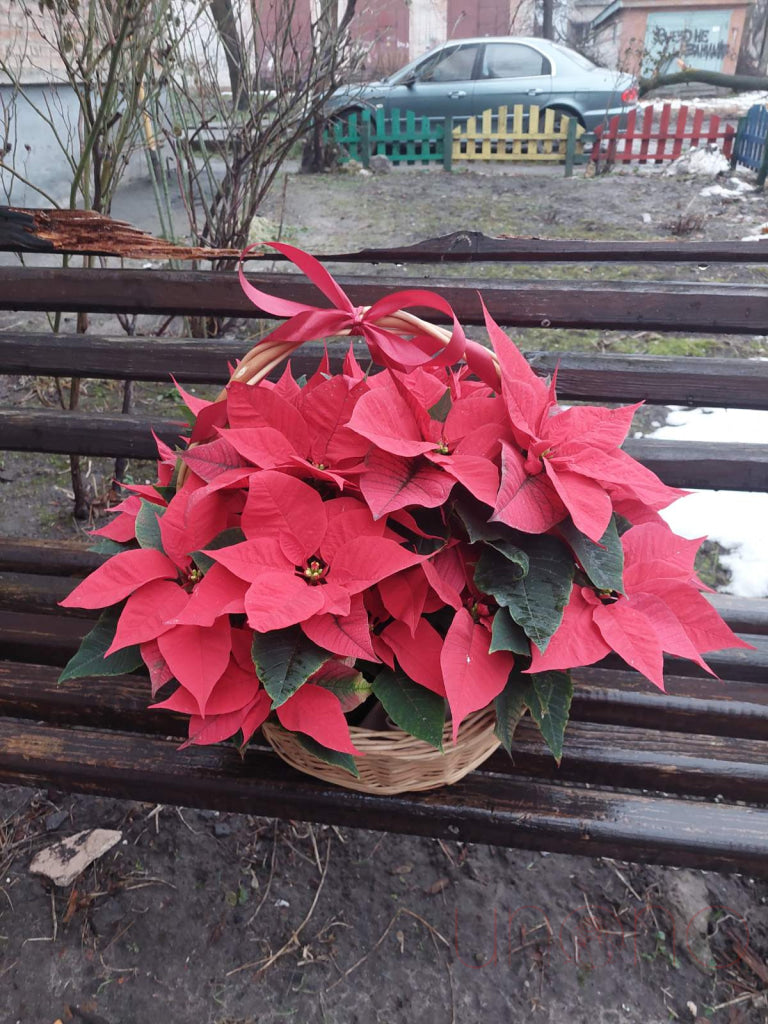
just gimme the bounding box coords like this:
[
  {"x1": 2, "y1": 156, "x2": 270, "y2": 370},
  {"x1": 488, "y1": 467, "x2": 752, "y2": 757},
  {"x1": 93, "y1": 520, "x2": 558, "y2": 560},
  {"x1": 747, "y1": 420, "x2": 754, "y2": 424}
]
[{"x1": 1, "y1": 158, "x2": 767, "y2": 1024}]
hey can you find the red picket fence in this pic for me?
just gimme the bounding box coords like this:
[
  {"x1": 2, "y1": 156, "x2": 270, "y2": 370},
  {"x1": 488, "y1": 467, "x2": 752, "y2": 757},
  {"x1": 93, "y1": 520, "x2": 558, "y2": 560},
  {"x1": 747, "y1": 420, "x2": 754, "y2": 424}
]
[{"x1": 590, "y1": 103, "x2": 736, "y2": 166}]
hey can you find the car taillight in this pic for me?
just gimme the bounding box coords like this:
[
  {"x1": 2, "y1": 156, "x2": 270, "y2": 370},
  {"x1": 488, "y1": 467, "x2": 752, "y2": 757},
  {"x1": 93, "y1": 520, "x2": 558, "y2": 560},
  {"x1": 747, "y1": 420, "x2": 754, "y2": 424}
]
[{"x1": 622, "y1": 86, "x2": 638, "y2": 104}]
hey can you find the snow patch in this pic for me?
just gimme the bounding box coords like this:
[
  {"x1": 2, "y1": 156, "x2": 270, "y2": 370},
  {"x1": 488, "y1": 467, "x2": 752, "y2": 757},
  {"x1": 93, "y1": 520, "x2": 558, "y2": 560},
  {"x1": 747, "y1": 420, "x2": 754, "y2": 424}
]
[
  {"x1": 648, "y1": 407, "x2": 768, "y2": 598},
  {"x1": 741, "y1": 223, "x2": 768, "y2": 241},
  {"x1": 700, "y1": 177, "x2": 754, "y2": 199},
  {"x1": 665, "y1": 145, "x2": 730, "y2": 178}
]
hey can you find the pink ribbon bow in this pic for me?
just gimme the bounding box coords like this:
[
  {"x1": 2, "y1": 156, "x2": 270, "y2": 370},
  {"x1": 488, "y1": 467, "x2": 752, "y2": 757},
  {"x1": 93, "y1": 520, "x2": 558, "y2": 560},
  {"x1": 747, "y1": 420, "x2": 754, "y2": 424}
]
[{"x1": 238, "y1": 242, "x2": 497, "y2": 385}]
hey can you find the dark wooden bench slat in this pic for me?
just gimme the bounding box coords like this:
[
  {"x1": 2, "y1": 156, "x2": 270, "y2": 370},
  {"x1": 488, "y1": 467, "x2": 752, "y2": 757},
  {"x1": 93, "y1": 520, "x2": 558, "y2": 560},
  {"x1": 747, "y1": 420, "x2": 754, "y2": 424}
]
[
  {"x1": 0, "y1": 717, "x2": 765, "y2": 874},
  {"x1": 0, "y1": 409, "x2": 188, "y2": 459},
  {"x1": 0, "y1": 539, "x2": 104, "y2": 576},
  {"x1": 572, "y1": 667, "x2": 768, "y2": 740},
  {"x1": 527, "y1": 352, "x2": 768, "y2": 410},
  {"x1": 3, "y1": 543, "x2": 764, "y2": 636},
  {"x1": 704, "y1": 594, "x2": 768, "y2": 636},
  {"x1": 624, "y1": 438, "x2": 768, "y2": 492},
  {"x1": 3, "y1": 267, "x2": 768, "y2": 334},
  {"x1": 2, "y1": 597, "x2": 766, "y2": 681},
  {"x1": 4, "y1": 335, "x2": 768, "y2": 411},
  {"x1": 2, "y1": 654, "x2": 763, "y2": 752},
  {"x1": 0, "y1": 572, "x2": 96, "y2": 617},
  {"x1": 0, "y1": 660, "x2": 173, "y2": 733},
  {"x1": 3, "y1": 408, "x2": 766, "y2": 491},
  {"x1": 490, "y1": 717, "x2": 768, "y2": 802},
  {"x1": 6, "y1": 221, "x2": 768, "y2": 264},
  {"x1": 601, "y1": 634, "x2": 768, "y2": 684},
  {"x1": 0, "y1": 610, "x2": 90, "y2": 664},
  {"x1": 0, "y1": 658, "x2": 763, "y2": 802},
  {"x1": 281, "y1": 233, "x2": 768, "y2": 265},
  {"x1": 0, "y1": 656, "x2": 765, "y2": 746}
]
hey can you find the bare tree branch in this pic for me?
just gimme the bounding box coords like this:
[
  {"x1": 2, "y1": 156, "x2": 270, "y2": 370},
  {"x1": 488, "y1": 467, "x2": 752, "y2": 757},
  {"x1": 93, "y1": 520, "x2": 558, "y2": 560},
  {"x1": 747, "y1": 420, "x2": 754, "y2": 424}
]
[{"x1": 639, "y1": 69, "x2": 768, "y2": 97}]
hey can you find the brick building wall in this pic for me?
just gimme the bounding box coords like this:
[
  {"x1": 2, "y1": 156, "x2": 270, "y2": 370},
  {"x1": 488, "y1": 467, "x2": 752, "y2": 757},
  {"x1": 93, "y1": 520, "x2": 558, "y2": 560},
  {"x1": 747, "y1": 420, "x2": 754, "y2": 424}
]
[{"x1": 0, "y1": 0, "x2": 66, "y2": 84}]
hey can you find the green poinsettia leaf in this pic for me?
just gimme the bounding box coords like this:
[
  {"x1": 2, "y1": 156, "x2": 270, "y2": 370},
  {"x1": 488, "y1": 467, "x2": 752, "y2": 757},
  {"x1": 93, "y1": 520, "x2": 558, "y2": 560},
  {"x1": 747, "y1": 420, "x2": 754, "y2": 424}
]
[
  {"x1": 474, "y1": 546, "x2": 526, "y2": 601},
  {"x1": 371, "y1": 668, "x2": 445, "y2": 750},
  {"x1": 475, "y1": 535, "x2": 574, "y2": 654},
  {"x1": 490, "y1": 607, "x2": 530, "y2": 655},
  {"x1": 154, "y1": 484, "x2": 177, "y2": 502},
  {"x1": 487, "y1": 536, "x2": 530, "y2": 571},
  {"x1": 58, "y1": 607, "x2": 143, "y2": 682},
  {"x1": 294, "y1": 733, "x2": 360, "y2": 777},
  {"x1": 88, "y1": 537, "x2": 129, "y2": 555},
  {"x1": 428, "y1": 389, "x2": 452, "y2": 423},
  {"x1": 135, "y1": 500, "x2": 166, "y2": 552},
  {"x1": 175, "y1": 402, "x2": 197, "y2": 427},
  {"x1": 493, "y1": 673, "x2": 527, "y2": 754},
  {"x1": 560, "y1": 515, "x2": 624, "y2": 595},
  {"x1": 452, "y1": 495, "x2": 506, "y2": 545},
  {"x1": 313, "y1": 670, "x2": 369, "y2": 700},
  {"x1": 614, "y1": 513, "x2": 633, "y2": 536},
  {"x1": 192, "y1": 527, "x2": 246, "y2": 574},
  {"x1": 522, "y1": 670, "x2": 572, "y2": 764},
  {"x1": 251, "y1": 626, "x2": 328, "y2": 708}
]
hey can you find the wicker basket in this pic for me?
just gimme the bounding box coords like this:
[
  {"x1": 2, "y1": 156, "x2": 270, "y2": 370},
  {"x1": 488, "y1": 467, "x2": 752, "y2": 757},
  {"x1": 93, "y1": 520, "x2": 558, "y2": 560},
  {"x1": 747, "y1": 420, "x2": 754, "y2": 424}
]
[
  {"x1": 182, "y1": 264, "x2": 511, "y2": 793},
  {"x1": 262, "y1": 707, "x2": 507, "y2": 794}
]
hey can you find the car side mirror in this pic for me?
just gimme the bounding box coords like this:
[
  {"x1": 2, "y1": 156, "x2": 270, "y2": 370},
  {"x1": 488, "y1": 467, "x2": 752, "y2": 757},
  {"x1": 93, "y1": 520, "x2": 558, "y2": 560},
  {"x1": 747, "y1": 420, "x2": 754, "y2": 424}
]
[{"x1": 401, "y1": 72, "x2": 418, "y2": 87}]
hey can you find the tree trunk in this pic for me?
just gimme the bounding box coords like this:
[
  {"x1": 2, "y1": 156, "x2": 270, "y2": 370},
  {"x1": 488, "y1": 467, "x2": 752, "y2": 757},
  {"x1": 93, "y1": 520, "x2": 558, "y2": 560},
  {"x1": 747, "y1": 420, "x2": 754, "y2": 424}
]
[
  {"x1": 639, "y1": 69, "x2": 768, "y2": 98},
  {"x1": 300, "y1": 0, "x2": 359, "y2": 174},
  {"x1": 208, "y1": 0, "x2": 248, "y2": 111},
  {"x1": 541, "y1": 0, "x2": 554, "y2": 40}
]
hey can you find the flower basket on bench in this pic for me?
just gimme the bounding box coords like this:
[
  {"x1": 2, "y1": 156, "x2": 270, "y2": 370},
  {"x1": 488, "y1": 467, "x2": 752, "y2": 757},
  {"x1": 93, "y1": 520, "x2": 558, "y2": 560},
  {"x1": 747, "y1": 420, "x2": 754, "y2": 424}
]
[{"x1": 58, "y1": 243, "x2": 749, "y2": 795}]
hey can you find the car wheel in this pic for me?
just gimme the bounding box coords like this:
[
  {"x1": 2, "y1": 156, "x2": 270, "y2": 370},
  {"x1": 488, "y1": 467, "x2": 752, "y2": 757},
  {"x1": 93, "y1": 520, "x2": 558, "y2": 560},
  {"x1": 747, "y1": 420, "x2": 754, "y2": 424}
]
[
  {"x1": 537, "y1": 107, "x2": 585, "y2": 157},
  {"x1": 548, "y1": 107, "x2": 586, "y2": 133}
]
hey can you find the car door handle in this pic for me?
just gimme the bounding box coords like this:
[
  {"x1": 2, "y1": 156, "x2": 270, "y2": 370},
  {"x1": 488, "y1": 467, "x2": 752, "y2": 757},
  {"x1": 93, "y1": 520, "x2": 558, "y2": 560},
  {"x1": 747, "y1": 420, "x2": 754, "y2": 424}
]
[
  {"x1": 448, "y1": 90, "x2": 467, "y2": 98},
  {"x1": 528, "y1": 88, "x2": 542, "y2": 95}
]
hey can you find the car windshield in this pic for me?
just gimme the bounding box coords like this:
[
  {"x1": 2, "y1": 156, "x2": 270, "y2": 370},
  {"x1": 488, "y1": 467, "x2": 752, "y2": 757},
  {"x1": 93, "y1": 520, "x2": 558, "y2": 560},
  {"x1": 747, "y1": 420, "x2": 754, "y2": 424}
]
[{"x1": 550, "y1": 43, "x2": 598, "y2": 70}]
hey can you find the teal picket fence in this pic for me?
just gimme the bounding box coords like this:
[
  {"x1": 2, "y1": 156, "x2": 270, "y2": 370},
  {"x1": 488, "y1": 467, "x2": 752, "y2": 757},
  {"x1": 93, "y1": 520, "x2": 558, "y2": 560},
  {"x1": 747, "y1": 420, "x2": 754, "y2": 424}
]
[
  {"x1": 732, "y1": 104, "x2": 768, "y2": 187},
  {"x1": 329, "y1": 108, "x2": 451, "y2": 168}
]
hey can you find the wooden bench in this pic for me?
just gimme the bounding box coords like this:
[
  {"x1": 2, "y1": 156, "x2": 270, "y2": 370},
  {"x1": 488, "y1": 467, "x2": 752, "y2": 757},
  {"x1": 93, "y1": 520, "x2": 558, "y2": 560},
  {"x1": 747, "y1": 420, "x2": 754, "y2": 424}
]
[{"x1": 1, "y1": 221, "x2": 767, "y2": 875}]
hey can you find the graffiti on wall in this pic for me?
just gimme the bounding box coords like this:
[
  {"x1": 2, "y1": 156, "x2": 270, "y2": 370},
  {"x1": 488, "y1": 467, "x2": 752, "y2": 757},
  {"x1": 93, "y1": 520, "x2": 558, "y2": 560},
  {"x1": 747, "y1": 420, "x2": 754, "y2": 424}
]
[{"x1": 643, "y1": 10, "x2": 734, "y2": 75}]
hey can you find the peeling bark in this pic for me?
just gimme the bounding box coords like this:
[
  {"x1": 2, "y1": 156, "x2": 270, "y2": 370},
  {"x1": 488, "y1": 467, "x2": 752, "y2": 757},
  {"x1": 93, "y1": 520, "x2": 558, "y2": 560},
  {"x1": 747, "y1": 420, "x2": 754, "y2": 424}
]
[{"x1": 0, "y1": 207, "x2": 244, "y2": 261}]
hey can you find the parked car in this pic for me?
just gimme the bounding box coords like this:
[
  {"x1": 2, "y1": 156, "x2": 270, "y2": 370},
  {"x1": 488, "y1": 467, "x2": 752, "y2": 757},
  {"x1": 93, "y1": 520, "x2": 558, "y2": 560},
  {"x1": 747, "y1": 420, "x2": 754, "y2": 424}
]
[{"x1": 326, "y1": 37, "x2": 638, "y2": 133}]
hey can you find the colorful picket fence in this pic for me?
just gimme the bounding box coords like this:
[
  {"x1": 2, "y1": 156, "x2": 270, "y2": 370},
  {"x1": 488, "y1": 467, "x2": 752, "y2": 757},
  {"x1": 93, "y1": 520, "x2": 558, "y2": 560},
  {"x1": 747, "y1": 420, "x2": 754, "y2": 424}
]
[
  {"x1": 731, "y1": 104, "x2": 768, "y2": 187},
  {"x1": 451, "y1": 105, "x2": 586, "y2": 173},
  {"x1": 328, "y1": 105, "x2": 587, "y2": 174},
  {"x1": 590, "y1": 103, "x2": 736, "y2": 166},
  {"x1": 330, "y1": 108, "x2": 450, "y2": 168},
  {"x1": 328, "y1": 101, "x2": 747, "y2": 176}
]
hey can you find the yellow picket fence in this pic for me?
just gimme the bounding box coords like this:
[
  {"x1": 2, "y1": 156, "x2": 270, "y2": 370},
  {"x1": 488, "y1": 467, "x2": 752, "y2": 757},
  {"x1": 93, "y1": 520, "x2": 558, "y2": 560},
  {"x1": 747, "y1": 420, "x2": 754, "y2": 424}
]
[{"x1": 452, "y1": 105, "x2": 585, "y2": 164}]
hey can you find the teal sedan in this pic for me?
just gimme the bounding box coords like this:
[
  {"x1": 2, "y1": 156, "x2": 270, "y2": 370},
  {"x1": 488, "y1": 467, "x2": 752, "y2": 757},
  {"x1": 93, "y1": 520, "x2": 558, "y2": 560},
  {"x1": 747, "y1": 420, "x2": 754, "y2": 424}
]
[{"x1": 326, "y1": 37, "x2": 638, "y2": 132}]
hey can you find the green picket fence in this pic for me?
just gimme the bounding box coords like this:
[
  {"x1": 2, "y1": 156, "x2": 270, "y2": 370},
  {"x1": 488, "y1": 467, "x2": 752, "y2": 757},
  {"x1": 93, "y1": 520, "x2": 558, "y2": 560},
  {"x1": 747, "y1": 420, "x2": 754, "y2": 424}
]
[
  {"x1": 329, "y1": 108, "x2": 452, "y2": 168},
  {"x1": 327, "y1": 106, "x2": 591, "y2": 174}
]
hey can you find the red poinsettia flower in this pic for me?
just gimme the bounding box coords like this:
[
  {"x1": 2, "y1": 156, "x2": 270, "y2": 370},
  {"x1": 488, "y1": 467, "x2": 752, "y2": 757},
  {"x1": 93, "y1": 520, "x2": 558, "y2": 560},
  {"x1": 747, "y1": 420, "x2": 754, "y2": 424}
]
[
  {"x1": 528, "y1": 522, "x2": 753, "y2": 688},
  {"x1": 206, "y1": 472, "x2": 427, "y2": 650},
  {"x1": 61, "y1": 475, "x2": 250, "y2": 715},
  {"x1": 348, "y1": 366, "x2": 507, "y2": 518},
  {"x1": 216, "y1": 372, "x2": 371, "y2": 491},
  {"x1": 485, "y1": 308, "x2": 686, "y2": 542}
]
